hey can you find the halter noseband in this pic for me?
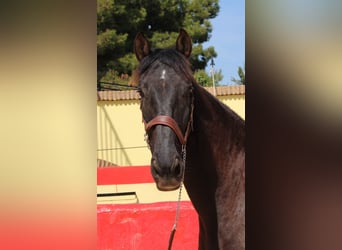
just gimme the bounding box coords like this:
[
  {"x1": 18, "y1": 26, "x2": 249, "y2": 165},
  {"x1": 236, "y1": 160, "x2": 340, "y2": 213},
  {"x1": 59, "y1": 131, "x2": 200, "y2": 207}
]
[
  {"x1": 144, "y1": 115, "x2": 190, "y2": 145},
  {"x1": 143, "y1": 98, "x2": 194, "y2": 147}
]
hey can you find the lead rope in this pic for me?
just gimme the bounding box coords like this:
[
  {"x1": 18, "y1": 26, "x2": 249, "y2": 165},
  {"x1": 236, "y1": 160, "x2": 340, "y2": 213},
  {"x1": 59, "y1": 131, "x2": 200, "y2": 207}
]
[{"x1": 168, "y1": 144, "x2": 186, "y2": 250}]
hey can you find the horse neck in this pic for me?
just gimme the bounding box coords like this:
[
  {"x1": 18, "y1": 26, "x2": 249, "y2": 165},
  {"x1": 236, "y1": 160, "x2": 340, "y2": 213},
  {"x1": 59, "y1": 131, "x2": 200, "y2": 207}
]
[{"x1": 192, "y1": 83, "x2": 245, "y2": 147}]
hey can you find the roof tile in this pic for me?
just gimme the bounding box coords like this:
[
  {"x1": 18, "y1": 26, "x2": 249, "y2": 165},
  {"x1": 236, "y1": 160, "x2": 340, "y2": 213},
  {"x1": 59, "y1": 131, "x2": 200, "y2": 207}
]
[{"x1": 97, "y1": 85, "x2": 245, "y2": 101}]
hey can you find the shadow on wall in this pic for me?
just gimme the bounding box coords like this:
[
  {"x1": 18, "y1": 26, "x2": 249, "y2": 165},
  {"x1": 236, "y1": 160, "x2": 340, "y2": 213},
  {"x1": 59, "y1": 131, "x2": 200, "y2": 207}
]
[{"x1": 98, "y1": 104, "x2": 132, "y2": 165}]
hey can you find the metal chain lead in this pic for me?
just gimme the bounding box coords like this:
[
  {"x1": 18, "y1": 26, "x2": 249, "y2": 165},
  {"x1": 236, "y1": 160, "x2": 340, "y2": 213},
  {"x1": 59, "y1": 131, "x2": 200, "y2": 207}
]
[{"x1": 168, "y1": 144, "x2": 186, "y2": 250}]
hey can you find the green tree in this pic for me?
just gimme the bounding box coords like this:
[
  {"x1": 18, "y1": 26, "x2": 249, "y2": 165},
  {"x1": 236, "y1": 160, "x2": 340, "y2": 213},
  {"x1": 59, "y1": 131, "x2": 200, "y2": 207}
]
[
  {"x1": 231, "y1": 64, "x2": 245, "y2": 85},
  {"x1": 97, "y1": 0, "x2": 220, "y2": 85},
  {"x1": 97, "y1": 0, "x2": 147, "y2": 82},
  {"x1": 194, "y1": 69, "x2": 223, "y2": 87}
]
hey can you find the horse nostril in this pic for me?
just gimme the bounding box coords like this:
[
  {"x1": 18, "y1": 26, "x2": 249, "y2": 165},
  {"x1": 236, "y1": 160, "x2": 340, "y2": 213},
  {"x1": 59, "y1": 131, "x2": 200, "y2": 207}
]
[
  {"x1": 151, "y1": 158, "x2": 161, "y2": 176},
  {"x1": 152, "y1": 157, "x2": 182, "y2": 178},
  {"x1": 172, "y1": 158, "x2": 182, "y2": 177}
]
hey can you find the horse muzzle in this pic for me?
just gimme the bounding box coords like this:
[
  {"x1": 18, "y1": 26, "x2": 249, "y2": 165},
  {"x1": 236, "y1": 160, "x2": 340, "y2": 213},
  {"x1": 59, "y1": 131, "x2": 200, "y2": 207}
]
[{"x1": 151, "y1": 156, "x2": 184, "y2": 191}]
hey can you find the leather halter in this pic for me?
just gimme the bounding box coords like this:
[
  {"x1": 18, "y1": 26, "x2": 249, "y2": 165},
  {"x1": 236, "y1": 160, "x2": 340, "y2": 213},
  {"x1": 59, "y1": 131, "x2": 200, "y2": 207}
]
[{"x1": 143, "y1": 99, "x2": 194, "y2": 146}]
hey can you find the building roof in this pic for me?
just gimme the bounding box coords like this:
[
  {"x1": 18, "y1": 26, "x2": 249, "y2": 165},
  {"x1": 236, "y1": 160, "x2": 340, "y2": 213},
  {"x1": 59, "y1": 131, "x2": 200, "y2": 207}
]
[{"x1": 97, "y1": 85, "x2": 245, "y2": 101}]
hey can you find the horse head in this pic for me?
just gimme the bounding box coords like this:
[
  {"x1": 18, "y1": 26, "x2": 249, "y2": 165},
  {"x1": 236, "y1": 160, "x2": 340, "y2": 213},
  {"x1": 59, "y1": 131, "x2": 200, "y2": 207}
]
[{"x1": 134, "y1": 29, "x2": 194, "y2": 191}]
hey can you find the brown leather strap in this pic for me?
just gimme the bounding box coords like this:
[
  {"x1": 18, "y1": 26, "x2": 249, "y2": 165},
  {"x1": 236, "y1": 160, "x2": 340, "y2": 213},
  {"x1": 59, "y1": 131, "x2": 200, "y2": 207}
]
[
  {"x1": 144, "y1": 115, "x2": 187, "y2": 145},
  {"x1": 143, "y1": 98, "x2": 194, "y2": 146}
]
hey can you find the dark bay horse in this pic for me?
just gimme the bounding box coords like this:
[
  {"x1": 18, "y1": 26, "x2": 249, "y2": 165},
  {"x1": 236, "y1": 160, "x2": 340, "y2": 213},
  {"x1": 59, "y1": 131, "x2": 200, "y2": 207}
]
[{"x1": 133, "y1": 29, "x2": 245, "y2": 250}]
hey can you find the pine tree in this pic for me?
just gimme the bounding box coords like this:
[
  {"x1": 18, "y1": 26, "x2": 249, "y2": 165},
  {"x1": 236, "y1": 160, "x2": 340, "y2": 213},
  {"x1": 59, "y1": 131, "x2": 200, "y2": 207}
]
[
  {"x1": 97, "y1": 0, "x2": 220, "y2": 85},
  {"x1": 231, "y1": 64, "x2": 245, "y2": 85}
]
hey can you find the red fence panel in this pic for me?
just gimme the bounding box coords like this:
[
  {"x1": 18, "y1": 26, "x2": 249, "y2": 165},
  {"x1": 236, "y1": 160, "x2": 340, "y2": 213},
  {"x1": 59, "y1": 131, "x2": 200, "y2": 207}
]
[
  {"x1": 97, "y1": 201, "x2": 198, "y2": 250},
  {"x1": 97, "y1": 166, "x2": 154, "y2": 185}
]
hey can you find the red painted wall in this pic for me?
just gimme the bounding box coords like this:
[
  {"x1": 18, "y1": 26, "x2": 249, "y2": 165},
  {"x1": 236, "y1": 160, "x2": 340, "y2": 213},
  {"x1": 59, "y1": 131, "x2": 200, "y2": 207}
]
[{"x1": 97, "y1": 202, "x2": 198, "y2": 250}]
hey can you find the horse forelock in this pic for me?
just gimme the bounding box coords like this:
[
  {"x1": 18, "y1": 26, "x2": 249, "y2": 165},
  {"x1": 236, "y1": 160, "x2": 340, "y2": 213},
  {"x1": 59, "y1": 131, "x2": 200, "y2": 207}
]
[{"x1": 130, "y1": 48, "x2": 196, "y2": 86}]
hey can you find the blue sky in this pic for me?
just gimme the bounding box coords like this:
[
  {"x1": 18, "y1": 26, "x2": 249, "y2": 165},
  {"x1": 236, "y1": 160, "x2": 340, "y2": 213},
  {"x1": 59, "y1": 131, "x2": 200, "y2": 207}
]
[{"x1": 204, "y1": 1, "x2": 245, "y2": 85}]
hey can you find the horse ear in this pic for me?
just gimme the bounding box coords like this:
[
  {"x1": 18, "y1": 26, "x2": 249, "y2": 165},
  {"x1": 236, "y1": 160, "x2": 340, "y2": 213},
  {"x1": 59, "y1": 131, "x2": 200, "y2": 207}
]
[
  {"x1": 176, "y1": 29, "x2": 192, "y2": 58},
  {"x1": 134, "y1": 32, "x2": 151, "y2": 61}
]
